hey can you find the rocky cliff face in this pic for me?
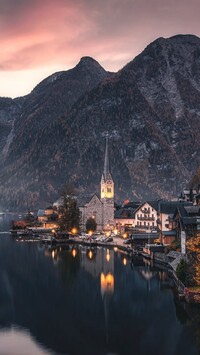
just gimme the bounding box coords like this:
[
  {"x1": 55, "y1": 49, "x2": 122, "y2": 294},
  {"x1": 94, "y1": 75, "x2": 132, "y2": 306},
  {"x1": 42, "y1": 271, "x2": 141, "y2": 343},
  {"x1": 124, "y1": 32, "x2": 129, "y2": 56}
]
[
  {"x1": 0, "y1": 97, "x2": 24, "y2": 157},
  {"x1": 1, "y1": 35, "x2": 200, "y2": 210}
]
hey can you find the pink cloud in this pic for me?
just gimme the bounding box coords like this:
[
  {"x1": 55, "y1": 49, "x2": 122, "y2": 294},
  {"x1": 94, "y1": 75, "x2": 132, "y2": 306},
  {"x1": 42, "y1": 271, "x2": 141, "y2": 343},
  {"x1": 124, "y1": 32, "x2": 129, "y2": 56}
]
[{"x1": 1, "y1": 0, "x2": 200, "y2": 96}]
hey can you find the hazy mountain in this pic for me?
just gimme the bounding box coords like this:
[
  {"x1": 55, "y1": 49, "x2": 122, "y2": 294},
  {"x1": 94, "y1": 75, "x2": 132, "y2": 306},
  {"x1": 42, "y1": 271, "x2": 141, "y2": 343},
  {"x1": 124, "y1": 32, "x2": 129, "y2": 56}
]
[{"x1": 1, "y1": 35, "x2": 200, "y2": 210}]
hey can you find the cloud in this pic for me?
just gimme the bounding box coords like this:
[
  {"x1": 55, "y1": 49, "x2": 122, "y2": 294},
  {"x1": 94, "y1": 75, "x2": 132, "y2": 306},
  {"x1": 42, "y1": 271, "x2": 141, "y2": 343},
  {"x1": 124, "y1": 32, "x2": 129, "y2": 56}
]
[
  {"x1": 1, "y1": 0, "x2": 200, "y2": 96},
  {"x1": 1, "y1": 0, "x2": 200, "y2": 71}
]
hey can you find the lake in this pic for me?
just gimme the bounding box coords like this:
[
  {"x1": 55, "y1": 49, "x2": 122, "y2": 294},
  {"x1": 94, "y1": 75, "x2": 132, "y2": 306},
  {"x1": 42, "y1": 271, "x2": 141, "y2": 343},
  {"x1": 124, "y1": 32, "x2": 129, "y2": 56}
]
[{"x1": 0, "y1": 215, "x2": 199, "y2": 355}]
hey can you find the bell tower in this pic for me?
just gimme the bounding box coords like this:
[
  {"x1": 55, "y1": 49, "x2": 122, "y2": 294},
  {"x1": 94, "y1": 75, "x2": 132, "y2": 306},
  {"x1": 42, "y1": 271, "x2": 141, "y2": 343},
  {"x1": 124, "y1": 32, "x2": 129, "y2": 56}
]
[{"x1": 101, "y1": 135, "x2": 114, "y2": 228}]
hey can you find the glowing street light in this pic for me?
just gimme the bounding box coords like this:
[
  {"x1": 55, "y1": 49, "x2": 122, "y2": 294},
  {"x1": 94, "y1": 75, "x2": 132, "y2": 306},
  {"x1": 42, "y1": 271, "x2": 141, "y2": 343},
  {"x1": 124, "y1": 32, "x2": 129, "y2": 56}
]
[{"x1": 71, "y1": 228, "x2": 77, "y2": 235}]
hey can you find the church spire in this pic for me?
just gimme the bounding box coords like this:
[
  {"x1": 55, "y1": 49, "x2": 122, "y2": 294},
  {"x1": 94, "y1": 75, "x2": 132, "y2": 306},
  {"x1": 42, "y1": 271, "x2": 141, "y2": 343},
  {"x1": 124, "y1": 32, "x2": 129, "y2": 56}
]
[
  {"x1": 103, "y1": 136, "x2": 110, "y2": 181},
  {"x1": 101, "y1": 135, "x2": 114, "y2": 199}
]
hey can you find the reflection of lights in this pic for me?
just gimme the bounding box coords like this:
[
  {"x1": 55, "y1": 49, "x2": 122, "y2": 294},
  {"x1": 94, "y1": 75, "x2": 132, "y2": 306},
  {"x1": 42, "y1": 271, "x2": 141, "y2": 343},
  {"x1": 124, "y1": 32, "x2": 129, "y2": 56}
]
[
  {"x1": 71, "y1": 228, "x2": 77, "y2": 235},
  {"x1": 88, "y1": 250, "x2": 93, "y2": 259},
  {"x1": 114, "y1": 246, "x2": 118, "y2": 252},
  {"x1": 113, "y1": 228, "x2": 118, "y2": 235},
  {"x1": 101, "y1": 272, "x2": 114, "y2": 295},
  {"x1": 72, "y1": 249, "x2": 77, "y2": 258},
  {"x1": 86, "y1": 248, "x2": 96, "y2": 260},
  {"x1": 106, "y1": 249, "x2": 110, "y2": 262},
  {"x1": 122, "y1": 257, "x2": 127, "y2": 266},
  {"x1": 123, "y1": 233, "x2": 127, "y2": 239},
  {"x1": 141, "y1": 270, "x2": 153, "y2": 280},
  {"x1": 52, "y1": 249, "x2": 58, "y2": 259}
]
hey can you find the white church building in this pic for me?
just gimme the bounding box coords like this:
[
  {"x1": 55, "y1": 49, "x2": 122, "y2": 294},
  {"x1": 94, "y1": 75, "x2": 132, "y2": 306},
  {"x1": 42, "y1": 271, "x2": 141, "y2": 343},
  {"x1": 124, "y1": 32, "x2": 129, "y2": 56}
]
[{"x1": 79, "y1": 137, "x2": 114, "y2": 231}]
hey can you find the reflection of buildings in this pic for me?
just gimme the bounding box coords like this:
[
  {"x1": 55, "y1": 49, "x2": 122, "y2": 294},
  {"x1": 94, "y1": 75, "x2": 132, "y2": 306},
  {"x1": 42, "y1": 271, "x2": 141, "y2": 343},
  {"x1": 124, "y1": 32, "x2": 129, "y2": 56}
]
[{"x1": 81, "y1": 247, "x2": 114, "y2": 284}]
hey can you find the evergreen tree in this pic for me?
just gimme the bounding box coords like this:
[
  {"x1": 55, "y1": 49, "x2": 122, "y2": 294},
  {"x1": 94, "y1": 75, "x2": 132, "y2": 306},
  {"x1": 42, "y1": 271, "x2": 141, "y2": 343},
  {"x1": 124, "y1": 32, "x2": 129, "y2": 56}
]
[
  {"x1": 86, "y1": 217, "x2": 97, "y2": 232},
  {"x1": 58, "y1": 184, "x2": 80, "y2": 232}
]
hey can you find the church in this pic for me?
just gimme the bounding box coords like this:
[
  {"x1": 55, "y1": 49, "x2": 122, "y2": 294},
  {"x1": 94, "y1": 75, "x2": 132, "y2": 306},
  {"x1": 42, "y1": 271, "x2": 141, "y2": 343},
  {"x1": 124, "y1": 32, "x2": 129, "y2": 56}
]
[{"x1": 79, "y1": 137, "x2": 114, "y2": 231}]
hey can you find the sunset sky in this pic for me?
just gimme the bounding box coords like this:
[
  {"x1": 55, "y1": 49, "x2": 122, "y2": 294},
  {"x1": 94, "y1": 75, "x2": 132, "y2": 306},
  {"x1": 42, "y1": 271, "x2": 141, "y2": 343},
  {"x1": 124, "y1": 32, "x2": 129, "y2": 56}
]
[{"x1": 1, "y1": 0, "x2": 200, "y2": 98}]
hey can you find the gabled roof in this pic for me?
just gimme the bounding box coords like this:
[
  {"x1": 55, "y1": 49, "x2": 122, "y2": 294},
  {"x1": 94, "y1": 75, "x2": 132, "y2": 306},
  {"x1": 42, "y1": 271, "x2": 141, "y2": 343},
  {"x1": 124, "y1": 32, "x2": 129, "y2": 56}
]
[
  {"x1": 78, "y1": 193, "x2": 101, "y2": 207},
  {"x1": 134, "y1": 200, "x2": 160, "y2": 214},
  {"x1": 37, "y1": 209, "x2": 45, "y2": 217},
  {"x1": 114, "y1": 208, "x2": 135, "y2": 219},
  {"x1": 184, "y1": 206, "x2": 200, "y2": 215},
  {"x1": 158, "y1": 201, "x2": 192, "y2": 214}
]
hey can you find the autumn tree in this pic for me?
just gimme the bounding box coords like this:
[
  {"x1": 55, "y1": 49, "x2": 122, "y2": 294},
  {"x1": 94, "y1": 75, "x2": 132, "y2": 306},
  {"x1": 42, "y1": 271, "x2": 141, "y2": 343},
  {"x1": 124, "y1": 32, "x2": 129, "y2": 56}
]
[
  {"x1": 58, "y1": 184, "x2": 80, "y2": 232},
  {"x1": 186, "y1": 236, "x2": 200, "y2": 286}
]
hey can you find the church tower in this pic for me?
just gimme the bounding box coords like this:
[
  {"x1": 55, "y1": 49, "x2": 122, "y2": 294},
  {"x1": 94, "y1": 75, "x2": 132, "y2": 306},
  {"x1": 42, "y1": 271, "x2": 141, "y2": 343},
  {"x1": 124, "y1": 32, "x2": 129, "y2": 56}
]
[{"x1": 101, "y1": 136, "x2": 114, "y2": 229}]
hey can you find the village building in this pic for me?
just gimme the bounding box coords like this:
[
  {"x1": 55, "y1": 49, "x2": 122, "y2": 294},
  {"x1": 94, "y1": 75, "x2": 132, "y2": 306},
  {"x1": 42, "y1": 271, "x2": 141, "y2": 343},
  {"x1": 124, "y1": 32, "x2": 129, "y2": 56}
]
[
  {"x1": 114, "y1": 201, "x2": 140, "y2": 232},
  {"x1": 37, "y1": 206, "x2": 59, "y2": 229},
  {"x1": 79, "y1": 137, "x2": 114, "y2": 231},
  {"x1": 134, "y1": 201, "x2": 158, "y2": 232},
  {"x1": 174, "y1": 203, "x2": 200, "y2": 254}
]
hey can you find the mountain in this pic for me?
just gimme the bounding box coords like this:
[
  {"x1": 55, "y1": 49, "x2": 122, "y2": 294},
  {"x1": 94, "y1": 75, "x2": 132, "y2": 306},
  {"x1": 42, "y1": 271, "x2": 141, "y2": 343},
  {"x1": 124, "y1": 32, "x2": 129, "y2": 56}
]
[
  {"x1": 0, "y1": 35, "x2": 200, "y2": 210},
  {"x1": 0, "y1": 97, "x2": 25, "y2": 157}
]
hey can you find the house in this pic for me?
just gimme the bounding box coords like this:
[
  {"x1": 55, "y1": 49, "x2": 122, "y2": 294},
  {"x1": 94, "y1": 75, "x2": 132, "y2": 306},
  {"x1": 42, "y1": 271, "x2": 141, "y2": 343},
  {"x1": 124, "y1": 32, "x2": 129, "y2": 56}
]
[
  {"x1": 157, "y1": 201, "x2": 192, "y2": 245},
  {"x1": 37, "y1": 206, "x2": 59, "y2": 229},
  {"x1": 114, "y1": 201, "x2": 140, "y2": 232},
  {"x1": 134, "y1": 201, "x2": 159, "y2": 232},
  {"x1": 174, "y1": 204, "x2": 200, "y2": 254}
]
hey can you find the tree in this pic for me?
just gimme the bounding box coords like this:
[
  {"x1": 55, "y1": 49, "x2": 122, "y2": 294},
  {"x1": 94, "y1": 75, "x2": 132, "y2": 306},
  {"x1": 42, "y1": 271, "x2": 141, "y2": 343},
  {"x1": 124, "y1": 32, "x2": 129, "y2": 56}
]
[
  {"x1": 187, "y1": 236, "x2": 200, "y2": 286},
  {"x1": 176, "y1": 259, "x2": 188, "y2": 284},
  {"x1": 86, "y1": 217, "x2": 97, "y2": 232},
  {"x1": 58, "y1": 183, "x2": 80, "y2": 232}
]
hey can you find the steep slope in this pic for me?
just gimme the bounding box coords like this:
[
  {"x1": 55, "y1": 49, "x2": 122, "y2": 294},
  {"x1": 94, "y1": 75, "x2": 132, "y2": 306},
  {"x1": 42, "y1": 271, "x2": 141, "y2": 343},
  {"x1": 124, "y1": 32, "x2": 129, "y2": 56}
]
[
  {"x1": 4, "y1": 56, "x2": 110, "y2": 162},
  {"x1": 1, "y1": 35, "x2": 200, "y2": 210},
  {"x1": 0, "y1": 97, "x2": 24, "y2": 157},
  {"x1": 0, "y1": 57, "x2": 111, "y2": 209}
]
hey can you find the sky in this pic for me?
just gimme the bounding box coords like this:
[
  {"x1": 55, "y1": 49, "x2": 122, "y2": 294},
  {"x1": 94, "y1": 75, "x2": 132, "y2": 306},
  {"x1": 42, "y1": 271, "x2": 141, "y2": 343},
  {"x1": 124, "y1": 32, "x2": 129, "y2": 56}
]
[{"x1": 1, "y1": 0, "x2": 200, "y2": 98}]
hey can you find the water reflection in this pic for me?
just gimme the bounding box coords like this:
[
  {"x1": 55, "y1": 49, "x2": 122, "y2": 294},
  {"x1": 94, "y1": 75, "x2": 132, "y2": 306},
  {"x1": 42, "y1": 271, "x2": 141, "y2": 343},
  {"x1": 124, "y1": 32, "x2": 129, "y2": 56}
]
[
  {"x1": 0, "y1": 220, "x2": 198, "y2": 355},
  {"x1": 0, "y1": 328, "x2": 52, "y2": 355}
]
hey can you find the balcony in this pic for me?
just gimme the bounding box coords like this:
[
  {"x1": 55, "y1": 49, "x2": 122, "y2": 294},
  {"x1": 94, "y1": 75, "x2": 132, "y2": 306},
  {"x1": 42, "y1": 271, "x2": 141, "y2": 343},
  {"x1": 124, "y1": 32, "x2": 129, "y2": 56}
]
[
  {"x1": 138, "y1": 216, "x2": 155, "y2": 221},
  {"x1": 141, "y1": 209, "x2": 150, "y2": 214}
]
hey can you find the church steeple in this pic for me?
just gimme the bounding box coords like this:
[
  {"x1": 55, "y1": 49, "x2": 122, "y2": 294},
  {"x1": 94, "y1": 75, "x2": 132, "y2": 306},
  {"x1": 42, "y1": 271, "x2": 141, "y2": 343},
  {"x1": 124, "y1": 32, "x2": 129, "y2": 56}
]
[
  {"x1": 101, "y1": 136, "x2": 114, "y2": 199},
  {"x1": 103, "y1": 136, "x2": 110, "y2": 181}
]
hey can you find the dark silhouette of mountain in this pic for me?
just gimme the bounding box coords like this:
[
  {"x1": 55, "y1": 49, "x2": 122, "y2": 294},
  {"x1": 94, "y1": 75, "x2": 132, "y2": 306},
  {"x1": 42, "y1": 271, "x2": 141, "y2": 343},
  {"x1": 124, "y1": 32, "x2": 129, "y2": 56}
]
[{"x1": 1, "y1": 35, "x2": 200, "y2": 209}]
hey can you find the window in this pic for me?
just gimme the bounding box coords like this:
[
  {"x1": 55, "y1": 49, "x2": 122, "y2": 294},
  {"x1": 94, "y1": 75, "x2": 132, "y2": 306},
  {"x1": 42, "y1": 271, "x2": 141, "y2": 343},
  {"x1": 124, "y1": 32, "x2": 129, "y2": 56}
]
[
  {"x1": 107, "y1": 187, "x2": 111, "y2": 193},
  {"x1": 92, "y1": 211, "x2": 96, "y2": 220}
]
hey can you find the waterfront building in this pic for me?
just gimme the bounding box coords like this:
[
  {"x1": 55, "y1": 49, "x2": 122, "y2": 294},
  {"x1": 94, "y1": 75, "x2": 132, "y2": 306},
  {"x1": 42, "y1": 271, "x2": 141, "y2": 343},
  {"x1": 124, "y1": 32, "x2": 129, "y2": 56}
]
[{"x1": 174, "y1": 204, "x2": 200, "y2": 254}]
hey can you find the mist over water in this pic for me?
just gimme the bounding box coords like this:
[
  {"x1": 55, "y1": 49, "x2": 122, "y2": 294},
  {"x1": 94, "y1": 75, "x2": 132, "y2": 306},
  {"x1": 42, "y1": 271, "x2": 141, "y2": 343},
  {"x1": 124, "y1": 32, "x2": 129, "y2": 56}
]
[{"x1": 0, "y1": 215, "x2": 198, "y2": 355}]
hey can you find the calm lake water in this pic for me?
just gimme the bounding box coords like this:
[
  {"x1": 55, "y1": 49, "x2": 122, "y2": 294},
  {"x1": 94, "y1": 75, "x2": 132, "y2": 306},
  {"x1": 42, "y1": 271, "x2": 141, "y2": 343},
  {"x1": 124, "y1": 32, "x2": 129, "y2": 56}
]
[{"x1": 0, "y1": 215, "x2": 199, "y2": 355}]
